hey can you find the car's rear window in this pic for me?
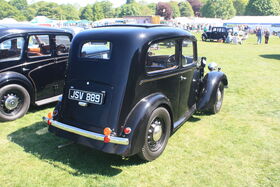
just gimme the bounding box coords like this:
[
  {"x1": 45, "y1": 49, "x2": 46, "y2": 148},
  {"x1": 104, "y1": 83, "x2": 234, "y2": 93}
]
[{"x1": 80, "y1": 41, "x2": 112, "y2": 60}]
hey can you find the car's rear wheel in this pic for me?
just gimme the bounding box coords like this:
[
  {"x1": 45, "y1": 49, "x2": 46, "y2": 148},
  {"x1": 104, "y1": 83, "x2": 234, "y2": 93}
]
[
  {"x1": 0, "y1": 84, "x2": 30, "y2": 122},
  {"x1": 209, "y1": 82, "x2": 224, "y2": 114},
  {"x1": 137, "y1": 107, "x2": 171, "y2": 161}
]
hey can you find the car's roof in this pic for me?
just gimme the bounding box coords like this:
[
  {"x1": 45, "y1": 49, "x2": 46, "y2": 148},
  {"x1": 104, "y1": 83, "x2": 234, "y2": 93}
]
[
  {"x1": 0, "y1": 24, "x2": 71, "y2": 38},
  {"x1": 80, "y1": 24, "x2": 195, "y2": 42}
]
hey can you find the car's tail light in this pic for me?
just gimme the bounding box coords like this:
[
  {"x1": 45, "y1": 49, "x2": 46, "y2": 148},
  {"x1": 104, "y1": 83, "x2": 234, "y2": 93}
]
[
  {"x1": 123, "y1": 127, "x2": 131, "y2": 135},
  {"x1": 48, "y1": 112, "x2": 53, "y2": 119},
  {"x1": 103, "y1": 127, "x2": 112, "y2": 136},
  {"x1": 104, "y1": 136, "x2": 110, "y2": 143}
]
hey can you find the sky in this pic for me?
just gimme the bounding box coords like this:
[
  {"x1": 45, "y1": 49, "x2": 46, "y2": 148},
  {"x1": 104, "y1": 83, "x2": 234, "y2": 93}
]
[{"x1": 27, "y1": 0, "x2": 181, "y2": 8}]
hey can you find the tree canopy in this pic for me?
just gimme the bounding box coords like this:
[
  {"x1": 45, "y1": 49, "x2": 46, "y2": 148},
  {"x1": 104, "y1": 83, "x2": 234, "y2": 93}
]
[
  {"x1": 201, "y1": 0, "x2": 236, "y2": 19},
  {"x1": 179, "y1": 1, "x2": 194, "y2": 17},
  {"x1": 245, "y1": 0, "x2": 280, "y2": 16},
  {"x1": 156, "y1": 2, "x2": 173, "y2": 20}
]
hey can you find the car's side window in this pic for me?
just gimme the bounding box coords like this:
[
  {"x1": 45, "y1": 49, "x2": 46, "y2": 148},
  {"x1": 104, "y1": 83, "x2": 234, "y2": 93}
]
[
  {"x1": 0, "y1": 37, "x2": 24, "y2": 62},
  {"x1": 146, "y1": 39, "x2": 178, "y2": 74},
  {"x1": 182, "y1": 39, "x2": 194, "y2": 67},
  {"x1": 80, "y1": 41, "x2": 112, "y2": 60},
  {"x1": 27, "y1": 35, "x2": 51, "y2": 58},
  {"x1": 55, "y1": 35, "x2": 71, "y2": 55}
]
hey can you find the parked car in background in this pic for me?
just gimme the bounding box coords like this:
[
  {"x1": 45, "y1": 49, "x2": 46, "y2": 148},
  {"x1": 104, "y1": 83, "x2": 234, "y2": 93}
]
[
  {"x1": 44, "y1": 25, "x2": 228, "y2": 161},
  {"x1": 61, "y1": 26, "x2": 84, "y2": 36},
  {"x1": 0, "y1": 24, "x2": 72, "y2": 121},
  {"x1": 202, "y1": 27, "x2": 233, "y2": 42}
]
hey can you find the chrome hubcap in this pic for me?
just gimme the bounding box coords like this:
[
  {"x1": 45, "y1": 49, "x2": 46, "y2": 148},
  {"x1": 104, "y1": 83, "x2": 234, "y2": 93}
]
[
  {"x1": 152, "y1": 122, "x2": 163, "y2": 142},
  {"x1": 4, "y1": 95, "x2": 19, "y2": 111}
]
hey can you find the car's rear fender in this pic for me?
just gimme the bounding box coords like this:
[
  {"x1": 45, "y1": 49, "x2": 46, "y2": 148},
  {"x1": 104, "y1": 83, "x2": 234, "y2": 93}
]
[
  {"x1": 123, "y1": 93, "x2": 173, "y2": 156},
  {"x1": 197, "y1": 71, "x2": 228, "y2": 111}
]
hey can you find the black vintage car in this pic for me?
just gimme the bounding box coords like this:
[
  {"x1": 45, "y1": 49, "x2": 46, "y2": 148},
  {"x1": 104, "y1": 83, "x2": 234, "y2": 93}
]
[
  {"x1": 44, "y1": 25, "x2": 228, "y2": 161},
  {"x1": 0, "y1": 24, "x2": 72, "y2": 121},
  {"x1": 202, "y1": 27, "x2": 233, "y2": 42}
]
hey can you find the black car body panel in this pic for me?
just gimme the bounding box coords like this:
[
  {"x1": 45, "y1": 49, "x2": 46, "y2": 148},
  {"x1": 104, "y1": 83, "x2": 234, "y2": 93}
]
[
  {"x1": 0, "y1": 24, "x2": 72, "y2": 103},
  {"x1": 46, "y1": 25, "x2": 228, "y2": 158}
]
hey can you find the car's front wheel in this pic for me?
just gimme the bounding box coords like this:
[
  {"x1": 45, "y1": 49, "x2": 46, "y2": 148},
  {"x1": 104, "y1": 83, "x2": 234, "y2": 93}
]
[
  {"x1": 0, "y1": 84, "x2": 30, "y2": 122},
  {"x1": 138, "y1": 107, "x2": 171, "y2": 161},
  {"x1": 210, "y1": 82, "x2": 224, "y2": 114},
  {"x1": 202, "y1": 35, "x2": 207, "y2": 41}
]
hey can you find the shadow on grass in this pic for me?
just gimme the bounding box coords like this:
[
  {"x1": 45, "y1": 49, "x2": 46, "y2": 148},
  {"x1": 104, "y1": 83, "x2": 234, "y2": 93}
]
[
  {"x1": 8, "y1": 122, "x2": 145, "y2": 177},
  {"x1": 260, "y1": 54, "x2": 280, "y2": 60}
]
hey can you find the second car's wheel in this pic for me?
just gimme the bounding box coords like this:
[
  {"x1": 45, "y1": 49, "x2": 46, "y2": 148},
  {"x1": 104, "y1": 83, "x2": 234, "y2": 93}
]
[
  {"x1": 209, "y1": 82, "x2": 224, "y2": 114},
  {"x1": 0, "y1": 84, "x2": 30, "y2": 122},
  {"x1": 138, "y1": 107, "x2": 171, "y2": 161}
]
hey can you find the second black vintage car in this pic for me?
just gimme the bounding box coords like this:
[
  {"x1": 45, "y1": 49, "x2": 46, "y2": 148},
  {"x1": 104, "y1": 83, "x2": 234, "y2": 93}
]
[
  {"x1": 0, "y1": 24, "x2": 72, "y2": 121},
  {"x1": 44, "y1": 25, "x2": 228, "y2": 161},
  {"x1": 202, "y1": 27, "x2": 233, "y2": 42}
]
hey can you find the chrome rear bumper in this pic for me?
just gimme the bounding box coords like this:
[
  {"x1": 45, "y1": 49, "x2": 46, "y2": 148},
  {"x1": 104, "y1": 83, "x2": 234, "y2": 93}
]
[{"x1": 43, "y1": 117, "x2": 129, "y2": 145}]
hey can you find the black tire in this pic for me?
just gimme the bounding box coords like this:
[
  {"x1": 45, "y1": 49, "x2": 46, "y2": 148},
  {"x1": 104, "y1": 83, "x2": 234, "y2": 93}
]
[
  {"x1": 0, "y1": 84, "x2": 30, "y2": 122},
  {"x1": 202, "y1": 35, "x2": 206, "y2": 41},
  {"x1": 137, "y1": 107, "x2": 171, "y2": 161},
  {"x1": 209, "y1": 82, "x2": 224, "y2": 114}
]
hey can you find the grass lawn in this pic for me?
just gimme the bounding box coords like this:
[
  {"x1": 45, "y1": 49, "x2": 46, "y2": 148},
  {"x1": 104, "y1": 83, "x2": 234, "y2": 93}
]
[{"x1": 0, "y1": 34, "x2": 279, "y2": 187}]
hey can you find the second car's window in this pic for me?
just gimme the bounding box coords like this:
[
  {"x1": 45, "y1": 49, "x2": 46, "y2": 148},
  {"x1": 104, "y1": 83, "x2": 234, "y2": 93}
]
[
  {"x1": 55, "y1": 35, "x2": 71, "y2": 55},
  {"x1": 0, "y1": 37, "x2": 24, "y2": 62},
  {"x1": 146, "y1": 39, "x2": 178, "y2": 74},
  {"x1": 80, "y1": 41, "x2": 111, "y2": 60},
  {"x1": 182, "y1": 39, "x2": 194, "y2": 67},
  {"x1": 27, "y1": 35, "x2": 51, "y2": 58}
]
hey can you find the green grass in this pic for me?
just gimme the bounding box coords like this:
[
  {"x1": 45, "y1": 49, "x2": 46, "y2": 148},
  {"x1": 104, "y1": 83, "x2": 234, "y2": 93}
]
[{"x1": 1, "y1": 35, "x2": 280, "y2": 187}]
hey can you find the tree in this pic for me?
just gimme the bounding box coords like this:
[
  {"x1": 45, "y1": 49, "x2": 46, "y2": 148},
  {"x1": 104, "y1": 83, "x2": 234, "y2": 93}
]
[
  {"x1": 179, "y1": 1, "x2": 194, "y2": 17},
  {"x1": 92, "y1": 3, "x2": 104, "y2": 21},
  {"x1": 0, "y1": 0, "x2": 22, "y2": 20},
  {"x1": 233, "y1": 0, "x2": 249, "y2": 15},
  {"x1": 80, "y1": 5, "x2": 93, "y2": 20},
  {"x1": 187, "y1": 0, "x2": 203, "y2": 16},
  {"x1": 22, "y1": 7, "x2": 37, "y2": 21},
  {"x1": 170, "y1": 1, "x2": 181, "y2": 18},
  {"x1": 98, "y1": 1, "x2": 114, "y2": 18},
  {"x1": 119, "y1": 3, "x2": 141, "y2": 17},
  {"x1": 201, "y1": 0, "x2": 236, "y2": 19},
  {"x1": 245, "y1": 0, "x2": 280, "y2": 16},
  {"x1": 60, "y1": 4, "x2": 80, "y2": 20},
  {"x1": 147, "y1": 3, "x2": 157, "y2": 15},
  {"x1": 8, "y1": 0, "x2": 27, "y2": 10},
  {"x1": 156, "y1": 2, "x2": 173, "y2": 20},
  {"x1": 36, "y1": 2, "x2": 63, "y2": 20}
]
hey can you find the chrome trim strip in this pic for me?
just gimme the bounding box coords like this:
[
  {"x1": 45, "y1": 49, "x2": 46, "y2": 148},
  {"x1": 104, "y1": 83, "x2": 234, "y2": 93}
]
[
  {"x1": 43, "y1": 117, "x2": 129, "y2": 145},
  {"x1": 0, "y1": 56, "x2": 68, "y2": 73},
  {"x1": 140, "y1": 66, "x2": 195, "y2": 85}
]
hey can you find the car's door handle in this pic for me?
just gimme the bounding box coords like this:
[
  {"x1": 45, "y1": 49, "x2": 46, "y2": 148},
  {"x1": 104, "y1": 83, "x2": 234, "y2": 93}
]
[
  {"x1": 22, "y1": 68, "x2": 30, "y2": 72},
  {"x1": 180, "y1": 76, "x2": 187, "y2": 81}
]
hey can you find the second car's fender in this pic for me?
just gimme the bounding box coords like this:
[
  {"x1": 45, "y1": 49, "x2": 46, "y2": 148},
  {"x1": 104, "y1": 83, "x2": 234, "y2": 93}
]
[
  {"x1": 0, "y1": 71, "x2": 34, "y2": 100},
  {"x1": 197, "y1": 71, "x2": 228, "y2": 111},
  {"x1": 123, "y1": 93, "x2": 173, "y2": 156}
]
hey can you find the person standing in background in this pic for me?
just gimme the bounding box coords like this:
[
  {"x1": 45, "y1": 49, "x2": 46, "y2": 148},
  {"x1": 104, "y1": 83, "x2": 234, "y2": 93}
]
[
  {"x1": 256, "y1": 27, "x2": 263, "y2": 44},
  {"x1": 264, "y1": 29, "x2": 270, "y2": 44}
]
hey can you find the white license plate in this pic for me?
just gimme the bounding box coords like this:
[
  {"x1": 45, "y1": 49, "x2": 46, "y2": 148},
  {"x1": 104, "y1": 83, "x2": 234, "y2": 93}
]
[{"x1": 68, "y1": 89, "x2": 104, "y2": 105}]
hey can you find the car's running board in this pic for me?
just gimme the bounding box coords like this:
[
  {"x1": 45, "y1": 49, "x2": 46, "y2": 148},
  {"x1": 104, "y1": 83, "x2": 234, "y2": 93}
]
[{"x1": 35, "y1": 95, "x2": 61, "y2": 106}]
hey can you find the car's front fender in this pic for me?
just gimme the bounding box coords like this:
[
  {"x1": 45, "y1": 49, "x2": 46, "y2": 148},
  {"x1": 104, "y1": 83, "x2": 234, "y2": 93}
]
[{"x1": 197, "y1": 71, "x2": 228, "y2": 111}]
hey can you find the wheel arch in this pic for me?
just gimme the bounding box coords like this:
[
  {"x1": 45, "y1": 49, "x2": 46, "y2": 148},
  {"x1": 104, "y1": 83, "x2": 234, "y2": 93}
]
[
  {"x1": 0, "y1": 72, "x2": 35, "y2": 103},
  {"x1": 123, "y1": 92, "x2": 173, "y2": 156},
  {"x1": 197, "y1": 71, "x2": 228, "y2": 111}
]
